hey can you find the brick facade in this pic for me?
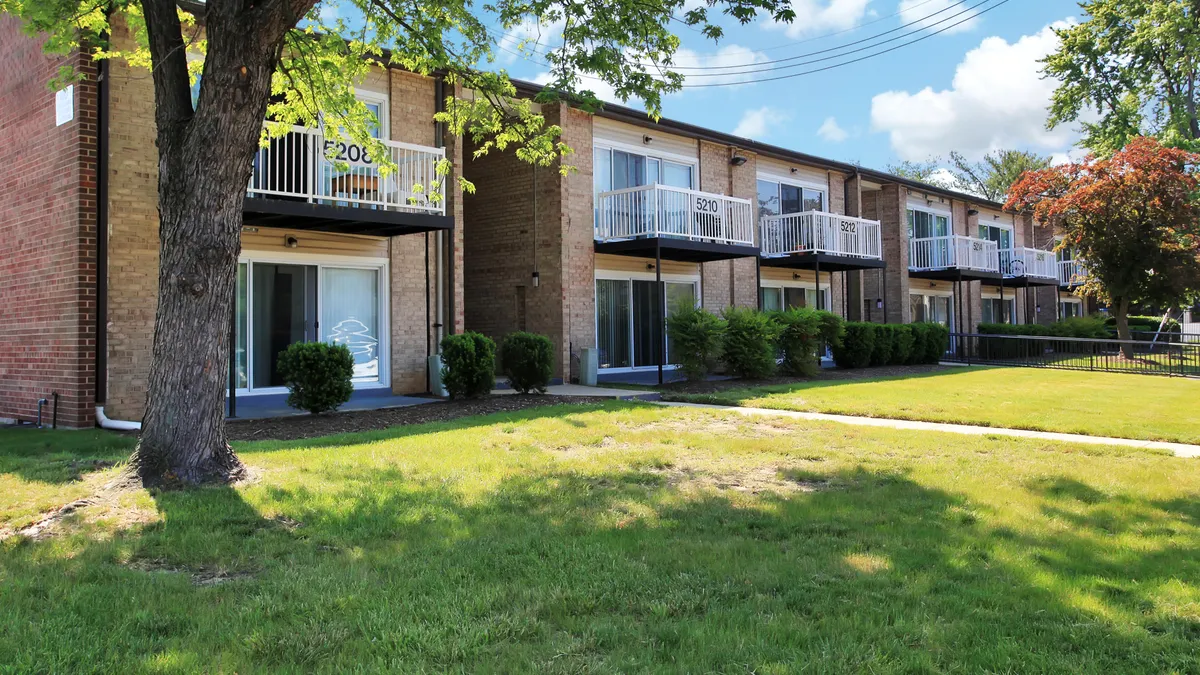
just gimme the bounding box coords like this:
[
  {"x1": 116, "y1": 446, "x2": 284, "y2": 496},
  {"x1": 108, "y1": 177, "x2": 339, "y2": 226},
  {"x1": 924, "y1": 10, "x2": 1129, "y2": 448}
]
[{"x1": 0, "y1": 18, "x2": 98, "y2": 428}]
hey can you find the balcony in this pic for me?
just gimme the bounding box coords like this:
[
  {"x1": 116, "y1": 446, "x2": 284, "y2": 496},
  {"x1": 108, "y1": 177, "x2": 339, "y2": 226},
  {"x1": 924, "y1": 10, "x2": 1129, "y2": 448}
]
[
  {"x1": 242, "y1": 125, "x2": 451, "y2": 237},
  {"x1": 999, "y1": 247, "x2": 1058, "y2": 285},
  {"x1": 909, "y1": 235, "x2": 1000, "y2": 280},
  {"x1": 594, "y1": 184, "x2": 758, "y2": 262},
  {"x1": 760, "y1": 211, "x2": 884, "y2": 271},
  {"x1": 1058, "y1": 259, "x2": 1088, "y2": 287}
]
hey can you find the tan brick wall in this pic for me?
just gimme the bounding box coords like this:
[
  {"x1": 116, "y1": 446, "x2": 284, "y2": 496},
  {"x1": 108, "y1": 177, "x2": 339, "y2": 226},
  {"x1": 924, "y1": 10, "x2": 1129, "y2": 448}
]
[
  {"x1": 0, "y1": 19, "x2": 98, "y2": 428},
  {"x1": 102, "y1": 31, "x2": 457, "y2": 416},
  {"x1": 559, "y1": 105, "x2": 596, "y2": 380},
  {"x1": 877, "y1": 184, "x2": 911, "y2": 324}
]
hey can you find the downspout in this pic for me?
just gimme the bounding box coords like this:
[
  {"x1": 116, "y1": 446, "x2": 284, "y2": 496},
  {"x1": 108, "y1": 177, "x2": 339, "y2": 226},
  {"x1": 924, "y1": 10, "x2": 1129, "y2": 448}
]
[{"x1": 435, "y1": 75, "x2": 456, "y2": 337}]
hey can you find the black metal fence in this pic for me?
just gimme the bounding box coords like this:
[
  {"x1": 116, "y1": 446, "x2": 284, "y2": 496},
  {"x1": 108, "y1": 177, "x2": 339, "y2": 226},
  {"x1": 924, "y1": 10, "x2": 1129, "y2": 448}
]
[{"x1": 945, "y1": 333, "x2": 1200, "y2": 377}]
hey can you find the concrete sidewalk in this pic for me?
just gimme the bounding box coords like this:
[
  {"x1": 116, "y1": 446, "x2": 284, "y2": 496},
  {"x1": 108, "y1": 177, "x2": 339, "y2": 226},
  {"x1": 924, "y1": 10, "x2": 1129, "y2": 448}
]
[{"x1": 654, "y1": 401, "x2": 1200, "y2": 458}]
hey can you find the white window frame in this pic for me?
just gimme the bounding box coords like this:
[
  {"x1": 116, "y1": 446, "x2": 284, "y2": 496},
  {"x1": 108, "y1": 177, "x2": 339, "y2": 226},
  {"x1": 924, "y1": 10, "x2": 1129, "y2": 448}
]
[
  {"x1": 233, "y1": 250, "x2": 391, "y2": 396},
  {"x1": 981, "y1": 296, "x2": 1016, "y2": 324},
  {"x1": 594, "y1": 267, "x2": 702, "y2": 373},
  {"x1": 759, "y1": 277, "x2": 832, "y2": 311},
  {"x1": 1059, "y1": 297, "x2": 1084, "y2": 318},
  {"x1": 978, "y1": 220, "x2": 1015, "y2": 247},
  {"x1": 592, "y1": 141, "x2": 699, "y2": 191},
  {"x1": 909, "y1": 289, "x2": 955, "y2": 329},
  {"x1": 756, "y1": 175, "x2": 828, "y2": 217}
]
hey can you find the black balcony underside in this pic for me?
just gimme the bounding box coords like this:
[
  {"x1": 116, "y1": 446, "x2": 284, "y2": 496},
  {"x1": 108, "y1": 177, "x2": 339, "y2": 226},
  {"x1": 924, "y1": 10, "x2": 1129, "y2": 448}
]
[
  {"x1": 981, "y1": 275, "x2": 1060, "y2": 288},
  {"x1": 908, "y1": 267, "x2": 1002, "y2": 282},
  {"x1": 760, "y1": 252, "x2": 886, "y2": 272},
  {"x1": 594, "y1": 237, "x2": 759, "y2": 263},
  {"x1": 243, "y1": 197, "x2": 453, "y2": 237}
]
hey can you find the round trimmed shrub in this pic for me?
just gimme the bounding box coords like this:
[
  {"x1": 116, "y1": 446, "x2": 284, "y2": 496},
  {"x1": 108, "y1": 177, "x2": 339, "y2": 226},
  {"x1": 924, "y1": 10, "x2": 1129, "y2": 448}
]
[
  {"x1": 440, "y1": 331, "x2": 496, "y2": 399},
  {"x1": 907, "y1": 322, "x2": 930, "y2": 365},
  {"x1": 832, "y1": 322, "x2": 876, "y2": 369},
  {"x1": 276, "y1": 341, "x2": 355, "y2": 414},
  {"x1": 771, "y1": 308, "x2": 823, "y2": 377},
  {"x1": 721, "y1": 307, "x2": 781, "y2": 379},
  {"x1": 667, "y1": 306, "x2": 726, "y2": 382},
  {"x1": 814, "y1": 310, "x2": 846, "y2": 353},
  {"x1": 500, "y1": 332, "x2": 554, "y2": 394},
  {"x1": 922, "y1": 323, "x2": 950, "y2": 363}
]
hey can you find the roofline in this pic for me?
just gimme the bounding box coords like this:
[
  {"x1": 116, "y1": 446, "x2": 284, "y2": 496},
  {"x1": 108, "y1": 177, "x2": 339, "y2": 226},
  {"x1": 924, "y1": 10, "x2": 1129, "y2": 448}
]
[{"x1": 511, "y1": 78, "x2": 1009, "y2": 212}]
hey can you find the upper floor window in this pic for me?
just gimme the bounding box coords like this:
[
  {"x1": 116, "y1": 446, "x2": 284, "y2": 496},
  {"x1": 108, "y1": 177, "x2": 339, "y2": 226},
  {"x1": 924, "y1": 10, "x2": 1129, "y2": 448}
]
[
  {"x1": 756, "y1": 179, "x2": 824, "y2": 220},
  {"x1": 593, "y1": 145, "x2": 694, "y2": 196},
  {"x1": 978, "y1": 221, "x2": 1013, "y2": 250},
  {"x1": 907, "y1": 208, "x2": 949, "y2": 239}
]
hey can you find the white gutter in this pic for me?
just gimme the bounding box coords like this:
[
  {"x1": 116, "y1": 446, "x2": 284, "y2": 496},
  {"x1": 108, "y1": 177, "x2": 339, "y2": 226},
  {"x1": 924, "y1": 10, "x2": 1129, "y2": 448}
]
[{"x1": 95, "y1": 406, "x2": 141, "y2": 431}]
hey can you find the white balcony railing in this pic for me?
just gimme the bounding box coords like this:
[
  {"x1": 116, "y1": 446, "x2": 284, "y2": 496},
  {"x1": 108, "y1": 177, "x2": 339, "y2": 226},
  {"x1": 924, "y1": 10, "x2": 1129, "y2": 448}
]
[
  {"x1": 247, "y1": 125, "x2": 446, "y2": 215},
  {"x1": 760, "y1": 211, "x2": 882, "y2": 259},
  {"x1": 999, "y1": 247, "x2": 1057, "y2": 279},
  {"x1": 909, "y1": 235, "x2": 999, "y2": 273},
  {"x1": 595, "y1": 184, "x2": 755, "y2": 246},
  {"x1": 1058, "y1": 259, "x2": 1088, "y2": 286}
]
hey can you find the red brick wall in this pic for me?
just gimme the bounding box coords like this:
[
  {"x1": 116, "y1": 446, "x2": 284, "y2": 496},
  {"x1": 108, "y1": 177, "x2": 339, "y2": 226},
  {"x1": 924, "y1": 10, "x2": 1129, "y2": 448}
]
[{"x1": 0, "y1": 18, "x2": 97, "y2": 428}]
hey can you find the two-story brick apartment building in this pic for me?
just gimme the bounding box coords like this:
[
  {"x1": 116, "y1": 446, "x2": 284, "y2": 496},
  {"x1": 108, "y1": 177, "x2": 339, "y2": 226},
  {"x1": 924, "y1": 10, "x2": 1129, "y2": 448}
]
[
  {"x1": 461, "y1": 84, "x2": 1090, "y2": 383},
  {"x1": 0, "y1": 15, "x2": 465, "y2": 427}
]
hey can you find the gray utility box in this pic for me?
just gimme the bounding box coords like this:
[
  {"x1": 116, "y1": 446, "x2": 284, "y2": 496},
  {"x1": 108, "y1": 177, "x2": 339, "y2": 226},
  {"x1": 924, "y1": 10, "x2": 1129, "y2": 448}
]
[{"x1": 578, "y1": 348, "x2": 598, "y2": 386}]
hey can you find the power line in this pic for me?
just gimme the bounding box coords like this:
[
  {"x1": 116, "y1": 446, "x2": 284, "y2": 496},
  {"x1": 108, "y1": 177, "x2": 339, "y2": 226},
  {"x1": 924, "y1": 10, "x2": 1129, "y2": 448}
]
[
  {"x1": 675, "y1": 0, "x2": 987, "y2": 77},
  {"x1": 680, "y1": 0, "x2": 1010, "y2": 87}
]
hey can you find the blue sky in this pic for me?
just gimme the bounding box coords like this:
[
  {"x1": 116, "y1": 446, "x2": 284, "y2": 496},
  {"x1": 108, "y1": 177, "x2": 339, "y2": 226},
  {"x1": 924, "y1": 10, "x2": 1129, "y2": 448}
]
[{"x1": 489, "y1": 0, "x2": 1087, "y2": 173}]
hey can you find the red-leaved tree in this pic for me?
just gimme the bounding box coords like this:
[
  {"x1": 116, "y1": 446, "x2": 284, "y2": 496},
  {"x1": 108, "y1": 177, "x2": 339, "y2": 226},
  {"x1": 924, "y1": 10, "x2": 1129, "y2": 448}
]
[{"x1": 1005, "y1": 137, "x2": 1200, "y2": 356}]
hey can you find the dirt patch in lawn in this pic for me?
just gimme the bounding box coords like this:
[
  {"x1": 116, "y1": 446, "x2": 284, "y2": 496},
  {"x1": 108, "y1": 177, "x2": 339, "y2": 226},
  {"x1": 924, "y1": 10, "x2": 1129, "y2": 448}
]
[
  {"x1": 656, "y1": 364, "x2": 948, "y2": 396},
  {"x1": 226, "y1": 395, "x2": 616, "y2": 442},
  {"x1": 652, "y1": 461, "x2": 827, "y2": 495},
  {"x1": 126, "y1": 558, "x2": 258, "y2": 586}
]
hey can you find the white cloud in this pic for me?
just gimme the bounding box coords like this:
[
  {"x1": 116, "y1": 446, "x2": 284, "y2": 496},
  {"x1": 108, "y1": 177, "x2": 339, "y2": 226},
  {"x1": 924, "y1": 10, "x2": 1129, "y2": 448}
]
[
  {"x1": 734, "y1": 107, "x2": 789, "y2": 139},
  {"x1": 495, "y1": 18, "x2": 566, "y2": 65},
  {"x1": 870, "y1": 20, "x2": 1081, "y2": 162},
  {"x1": 764, "y1": 0, "x2": 873, "y2": 38},
  {"x1": 899, "y1": 0, "x2": 980, "y2": 36},
  {"x1": 817, "y1": 116, "x2": 849, "y2": 142}
]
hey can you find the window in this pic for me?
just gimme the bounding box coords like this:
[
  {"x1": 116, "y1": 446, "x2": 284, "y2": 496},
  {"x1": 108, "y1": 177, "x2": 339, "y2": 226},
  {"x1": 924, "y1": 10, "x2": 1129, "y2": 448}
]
[
  {"x1": 595, "y1": 277, "x2": 699, "y2": 370},
  {"x1": 756, "y1": 179, "x2": 825, "y2": 220},
  {"x1": 982, "y1": 298, "x2": 1014, "y2": 325},
  {"x1": 910, "y1": 293, "x2": 952, "y2": 327},
  {"x1": 907, "y1": 209, "x2": 950, "y2": 239},
  {"x1": 1060, "y1": 301, "x2": 1082, "y2": 318},
  {"x1": 978, "y1": 222, "x2": 1013, "y2": 250},
  {"x1": 760, "y1": 284, "x2": 828, "y2": 311},
  {"x1": 593, "y1": 146, "x2": 695, "y2": 194}
]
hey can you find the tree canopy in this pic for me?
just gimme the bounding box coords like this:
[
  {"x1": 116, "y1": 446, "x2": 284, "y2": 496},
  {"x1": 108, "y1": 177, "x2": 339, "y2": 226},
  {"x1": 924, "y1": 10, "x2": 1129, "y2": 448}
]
[
  {"x1": 1005, "y1": 136, "x2": 1200, "y2": 350},
  {"x1": 1043, "y1": 0, "x2": 1200, "y2": 156},
  {"x1": 946, "y1": 150, "x2": 1051, "y2": 202}
]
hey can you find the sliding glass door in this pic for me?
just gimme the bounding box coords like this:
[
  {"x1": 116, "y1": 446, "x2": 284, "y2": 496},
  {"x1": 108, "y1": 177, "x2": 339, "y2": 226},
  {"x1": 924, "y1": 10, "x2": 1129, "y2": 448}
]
[
  {"x1": 233, "y1": 258, "x2": 387, "y2": 392},
  {"x1": 595, "y1": 278, "x2": 698, "y2": 370}
]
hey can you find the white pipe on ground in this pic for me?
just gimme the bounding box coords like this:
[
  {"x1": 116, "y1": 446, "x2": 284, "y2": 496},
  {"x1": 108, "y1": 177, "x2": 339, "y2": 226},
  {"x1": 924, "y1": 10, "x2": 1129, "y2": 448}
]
[{"x1": 95, "y1": 406, "x2": 140, "y2": 431}]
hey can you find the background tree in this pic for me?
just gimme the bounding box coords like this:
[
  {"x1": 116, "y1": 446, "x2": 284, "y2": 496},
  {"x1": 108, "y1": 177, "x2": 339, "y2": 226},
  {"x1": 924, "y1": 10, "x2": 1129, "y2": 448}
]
[
  {"x1": 1043, "y1": 0, "x2": 1200, "y2": 155},
  {"x1": 885, "y1": 157, "x2": 952, "y2": 188},
  {"x1": 3, "y1": 0, "x2": 795, "y2": 486},
  {"x1": 1005, "y1": 137, "x2": 1200, "y2": 355},
  {"x1": 946, "y1": 149, "x2": 1051, "y2": 201}
]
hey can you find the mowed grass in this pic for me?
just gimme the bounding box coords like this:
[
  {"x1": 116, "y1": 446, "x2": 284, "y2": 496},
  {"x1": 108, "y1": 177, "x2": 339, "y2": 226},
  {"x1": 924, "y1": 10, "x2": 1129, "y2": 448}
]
[
  {"x1": 669, "y1": 367, "x2": 1200, "y2": 444},
  {"x1": 2, "y1": 402, "x2": 1199, "y2": 673}
]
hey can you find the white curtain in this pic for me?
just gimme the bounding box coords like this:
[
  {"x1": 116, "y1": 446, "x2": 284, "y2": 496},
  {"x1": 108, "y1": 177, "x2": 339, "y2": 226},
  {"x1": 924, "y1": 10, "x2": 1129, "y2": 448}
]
[{"x1": 322, "y1": 268, "x2": 380, "y2": 382}]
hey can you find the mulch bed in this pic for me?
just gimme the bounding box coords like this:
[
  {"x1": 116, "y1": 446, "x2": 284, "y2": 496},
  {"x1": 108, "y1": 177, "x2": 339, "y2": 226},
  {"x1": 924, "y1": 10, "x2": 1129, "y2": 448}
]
[
  {"x1": 655, "y1": 364, "x2": 950, "y2": 396},
  {"x1": 226, "y1": 395, "x2": 615, "y2": 442}
]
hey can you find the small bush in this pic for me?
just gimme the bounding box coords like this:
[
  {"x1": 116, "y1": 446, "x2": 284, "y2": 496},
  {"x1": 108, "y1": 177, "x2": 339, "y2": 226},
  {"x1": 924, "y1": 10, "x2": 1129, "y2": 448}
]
[
  {"x1": 500, "y1": 332, "x2": 554, "y2": 394},
  {"x1": 814, "y1": 311, "x2": 846, "y2": 353},
  {"x1": 721, "y1": 307, "x2": 782, "y2": 379},
  {"x1": 921, "y1": 323, "x2": 950, "y2": 363},
  {"x1": 1050, "y1": 316, "x2": 1108, "y2": 339},
  {"x1": 667, "y1": 306, "x2": 726, "y2": 381},
  {"x1": 1105, "y1": 315, "x2": 1181, "y2": 333},
  {"x1": 832, "y1": 322, "x2": 876, "y2": 369},
  {"x1": 869, "y1": 325, "x2": 895, "y2": 366},
  {"x1": 907, "y1": 323, "x2": 930, "y2": 365},
  {"x1": 440, "y1": 332, "x2": 496, "y2": 399},
  {"x1": 891, "y1": 324, "x2": 915, "y2": 365},
  {"x1": 772, "y1": 308, "x2": 824, "y2": 377},
  {"x1": 276, "y1": 341, "x2": 354, "y2": 414}
]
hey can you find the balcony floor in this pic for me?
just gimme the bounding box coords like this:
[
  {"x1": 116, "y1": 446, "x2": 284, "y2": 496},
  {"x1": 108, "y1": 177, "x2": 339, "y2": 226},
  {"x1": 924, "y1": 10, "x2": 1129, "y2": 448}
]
[
  {"x1": 761, "y1": 252, "x2": 886, "y2": 272},
  {"x1": 594, "y1": 236, "x2": 759, "y2": 263},
  {"x1": 983, "y1": 275, "x2": 1061, "y2": 288},
  {"x1": 243, "y1": 196, "x2": 453, "y2": 237},
  {"x1": 909, "y1": 267, "x2": 1002, "y2": 282}
]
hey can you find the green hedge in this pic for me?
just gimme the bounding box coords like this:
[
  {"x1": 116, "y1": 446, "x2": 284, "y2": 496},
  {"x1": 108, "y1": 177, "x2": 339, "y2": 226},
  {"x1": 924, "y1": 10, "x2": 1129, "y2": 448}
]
[
  {"x1": 771, "y1": 308, "x2": 825, "y2": 377},
  {"x1": 721, "y1": 307, "x2": 781, "y2": 379},
  {"x1": 440, "y1": 332, "x2": 496, "y2": 399},
  {"x1": 978, "y1": 316, "x2": 1109, "y2": 339},
  {"x1": 500, "y1": 332, "x2": 554, "y2": 394},
  {"x1": 892, "y1": 324, "x2": 915, "y2": 365},
  {"x1": 918, "y1": 323, "x2": 949, "y2": 363},
  {"x1": 869, "y1": 324, "x2": 895, "y2": 366},
  {"x1": 666, "y1": 306, "x2": 726, "y2": 382},
  {"x1": 276, "y1": 342, "x2": 355, "y2": 414},
  {"x1": 832, "y1": 322, "x2": 876, "y2": 369}
]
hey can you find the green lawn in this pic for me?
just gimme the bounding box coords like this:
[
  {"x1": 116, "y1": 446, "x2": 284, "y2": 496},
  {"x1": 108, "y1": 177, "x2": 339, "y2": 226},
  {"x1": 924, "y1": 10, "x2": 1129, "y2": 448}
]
[
  {"x1": 2, "y1": 402, "x2": 1199, "y2": 672},
  {"x1": 669, "y1": 367, "x2": 1200, "y2": 444}
]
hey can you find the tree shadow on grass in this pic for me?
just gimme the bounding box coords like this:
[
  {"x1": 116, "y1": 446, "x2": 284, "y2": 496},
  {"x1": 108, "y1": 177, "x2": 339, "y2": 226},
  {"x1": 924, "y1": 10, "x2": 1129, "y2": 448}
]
[
  {"x1": 0, "y1": 427, "x2": 136, "y2": 486},
  {"x1": 1, "y1": 458, "x2": 1198, "y2": 672}
]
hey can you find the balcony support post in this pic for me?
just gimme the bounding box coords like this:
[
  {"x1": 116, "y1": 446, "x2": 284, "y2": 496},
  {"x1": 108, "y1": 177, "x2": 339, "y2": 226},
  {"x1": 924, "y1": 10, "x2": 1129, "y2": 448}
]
[
  {"x1": 755, "y1": 256, "x2": 762, "y2": 311},
  {"x1": 999, "y1": 278, "x2": 1006, "y2": 325},
  {"x1": 656, "y1": 240, "x2": 664, "y2": 386},
  {"x1": 815, "y1": 258, "x2": 823, "y2": 310}
]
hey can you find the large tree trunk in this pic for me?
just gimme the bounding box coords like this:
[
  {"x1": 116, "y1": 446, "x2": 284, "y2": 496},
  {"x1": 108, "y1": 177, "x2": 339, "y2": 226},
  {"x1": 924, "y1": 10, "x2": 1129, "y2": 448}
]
[
  {"x1": 131, "y1": 0, "x2": 312, "y2": 486},
  {"x1": 1113, "y1": 296, "x2": 1134, "y2": 359}
]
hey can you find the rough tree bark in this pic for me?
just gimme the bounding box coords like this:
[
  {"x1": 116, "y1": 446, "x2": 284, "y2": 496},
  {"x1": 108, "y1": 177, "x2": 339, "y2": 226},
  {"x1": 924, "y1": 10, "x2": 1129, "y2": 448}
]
[
  {"x1": 131, "y1": 0, "x2": 316, "y2": 486},
  {"x1": 1113, "y1": 296, "x2": 1134, "y2": 359}
]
